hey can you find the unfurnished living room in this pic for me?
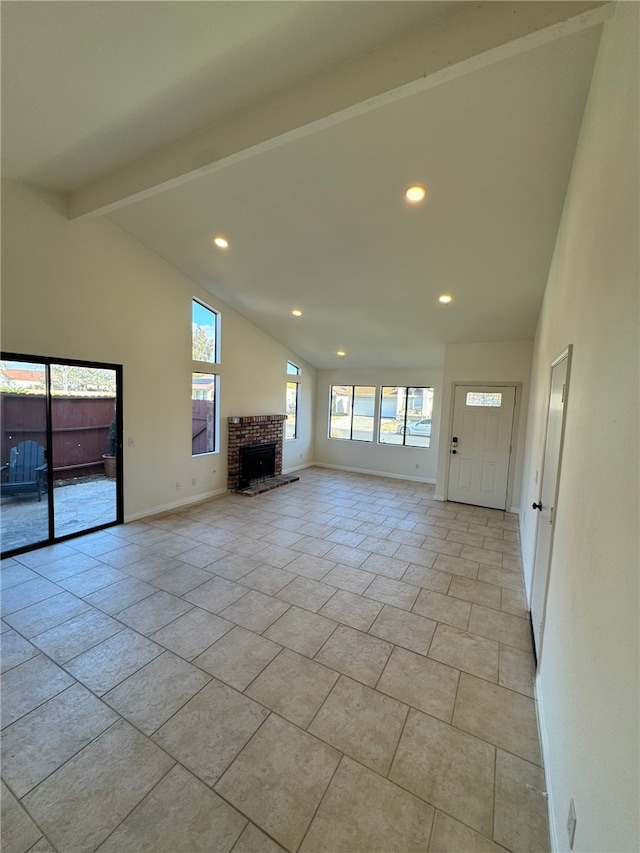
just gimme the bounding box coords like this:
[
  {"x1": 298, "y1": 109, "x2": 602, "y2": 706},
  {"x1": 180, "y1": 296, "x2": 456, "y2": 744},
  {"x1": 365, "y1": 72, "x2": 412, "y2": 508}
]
[{"x1": 0, "y1": 2, "x2": 638, "y2": 852}]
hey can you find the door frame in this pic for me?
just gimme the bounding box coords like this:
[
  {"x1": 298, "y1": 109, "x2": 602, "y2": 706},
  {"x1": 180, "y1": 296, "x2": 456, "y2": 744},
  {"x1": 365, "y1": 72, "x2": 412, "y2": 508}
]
[
  {"x1": 530, "y1": 345, "x2": 572, "y2": 665},
  {"x1": 444, "y1": 381, "x2": 522, "y2": 511},
  {"x1": 1, "y1": 351, "x2": 124, "y2": 558}
]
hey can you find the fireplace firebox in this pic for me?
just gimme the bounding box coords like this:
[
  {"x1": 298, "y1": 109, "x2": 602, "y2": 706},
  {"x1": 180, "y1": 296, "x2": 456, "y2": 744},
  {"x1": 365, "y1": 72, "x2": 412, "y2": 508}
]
[{"x1": 239, "y1": 443, "x2": 276, "y2": 490}]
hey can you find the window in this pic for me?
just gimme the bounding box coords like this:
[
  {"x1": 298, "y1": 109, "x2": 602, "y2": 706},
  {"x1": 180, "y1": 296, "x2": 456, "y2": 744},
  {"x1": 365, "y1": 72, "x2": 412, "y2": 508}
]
[
  {"x1": 466, "y1": 391, "x2": 502, "y2": 407},
  {"x1": 191, "y1": 300, "x2": 219, "y2": 455},
  {"x1": 329, "y1": 385, "x2": 375, "y2": 441},
  {"x1": 286, "y1": 381, "x2": 299, "y2": 440},
  {"x1": 192, "y1": 373, "x2": 216, "y2": 455},
  {"x1": 379, "y1": 386, "x2": 434, "y2": 448},
  {"x1": 287, "y1": 361, "x2": 301, "y2": 376},
  {"x1": 192, "y1": 300, "x2": 218, "y2": 362}
]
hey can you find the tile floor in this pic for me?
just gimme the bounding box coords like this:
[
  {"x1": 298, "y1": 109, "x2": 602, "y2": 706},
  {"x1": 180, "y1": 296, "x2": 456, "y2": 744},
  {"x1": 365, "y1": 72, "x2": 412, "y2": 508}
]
[{"x1": 1, "y1": 467, "x2": 550, "y2": 853}]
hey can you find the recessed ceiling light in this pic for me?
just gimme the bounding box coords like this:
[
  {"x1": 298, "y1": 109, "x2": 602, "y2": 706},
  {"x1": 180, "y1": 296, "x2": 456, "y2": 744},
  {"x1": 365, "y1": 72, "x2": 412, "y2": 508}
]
[
  {"x1": 336, "y1": 350, "x2": 346, "y2": 357},
  {"x1": 213, "y1": 236, "x2": 229, "y2": 249},
  {"x1": 439, "y1": 294, "x2": 453, "y2": 304},
  {"x1": 291, "y1": 309, "x2": 303, "y2": 317},
  {"x1": 405, "y1": 184, "x2": 427, "y2": 204}
]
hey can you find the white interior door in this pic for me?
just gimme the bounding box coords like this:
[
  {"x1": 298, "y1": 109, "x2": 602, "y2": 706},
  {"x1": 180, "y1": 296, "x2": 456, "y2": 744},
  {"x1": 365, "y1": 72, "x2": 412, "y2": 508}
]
[
  {"x1": 530, "y1": 349, "x2": 571, "y2": 661},
  {"x1": 447, "y1": 385, "x2": 516, "y2": 510}
]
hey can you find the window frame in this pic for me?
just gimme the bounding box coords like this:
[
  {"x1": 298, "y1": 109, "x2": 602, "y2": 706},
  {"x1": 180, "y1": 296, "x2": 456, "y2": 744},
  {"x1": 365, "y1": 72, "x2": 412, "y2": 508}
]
[
  {"x1": 328, "y1": 385, "x2": 376, "y2": 442},
  {"x1": 378, "y1": 385, "x2": 434, "y2": 448},
  {"x1": 191, "y1": 299, "x2": 220, "y2": 456},
  {"x1": 285, "y1": 380, "x2": 299, "y2": 440}
]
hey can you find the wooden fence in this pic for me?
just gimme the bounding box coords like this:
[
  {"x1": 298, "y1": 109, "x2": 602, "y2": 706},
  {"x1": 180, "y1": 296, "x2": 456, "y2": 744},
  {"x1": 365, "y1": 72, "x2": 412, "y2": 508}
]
[{"x1": 1, "y1": 394, "x2": 116, "y2": 480}]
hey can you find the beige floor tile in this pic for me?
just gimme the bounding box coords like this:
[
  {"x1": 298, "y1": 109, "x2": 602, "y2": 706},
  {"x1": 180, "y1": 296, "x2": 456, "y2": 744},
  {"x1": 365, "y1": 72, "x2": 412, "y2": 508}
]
[
  {"x1": 429, "y1": 811, "x2": 505, "y2": 852},
  {"x1": 300, "y1": 756, "x2": 434, "y2": 853},
  {"x1": 308, "y1": 675, "x2": 408, "y2": 774},
  {"x1": 58, "y1": 566, "x2": 131, "y2": 596},
  {"x1": 276, "y1": 577, "x2": 335, "y2": 612},
  {"x1": 255, "y1": 544, "x2": 299, "y2": 569},
  {"x1": 494, "y1": 749, "x2": 550, "y2": 852},
  {"x1": 369, "y1": 604, "x2": 436, "y2": 655},
  {"x1": 1, "y1": 781, "x2": 42, "y2": 853},
  {"x1": 387, "y1": 529, "x2": 427, "y2": 548},
  {"x1": 453, "y1": 673, "x2": 541, "y2": 765},
  {"x1": 324, "y1": 544, "x2": 370, "y2": 569},
  {"x1": 232, "y1": 822, "x2": 286, "y2": 852},
  {"x1": 206, "y1": 553, "x2": 259, "y2": 580},
  {"x1": 84, "y1": 577, "x2": 157, "y2": 614},
  {"x1": 98, "y1": 543, "x2": 153, "y2": 569},
  {"x1": 1, "y1": 654, "x2": 74, "y2": 729},
  {"x1": 193, "y1": 625, "x2": 282, "y2": 690},
  {"x1": 285, "y1": 552, "x2": 335, "y2": 579},
  {"x1": 445, "y1": 530, "x2": 485, "y2": 548},
  {"x1": 290, "y1": 537, "x2": 335, "y2": 559},
  {"x1": 501, "y1": 586, "x2": 528, "y2": 618},
  {"x1": 1, "y1": 563, "x2": 39, "y2": 589},
  {"x1": 372, "y1": 547, "x2": 425, "y2": 575},
  {"x1": 1, "y1": 683, "x2": 117, "y2": 798},
  {"x1": 31, "y1": 608, "x2": 122, "y2": 663},
  {"x1": 103, "y1": 650, "x2": 211, "y2": 734},
  {"x1": 215, "y1": 714, "x2": 340, "y2": 853},
  {"x1": 468, "y1": 604, "x2": 532, "y2": 652},
  {"x1": 149, "y1": 564, "x2": 213, "y2": 595},
  {"x1": 96, "y1": 764, "x2": 247, "y2": 853},
  {"x1": 378, "y1": 646, "x2": 459, "y2": 723},
  {"x1": 0, "y1": 629, "x2": 39, "y2": 673},
  {"x1": 0, "y1": 577, "x2": 61, "y2": 617},
  {"x1": 322, "y1": 564, "x2": 375, "y2": 594},
  {"x1": 23, "y1": 719, "x2": 173, "y2": 853},
  {"x1": 389, "y1": 709, "x2": 495, "y2": 837},
  {"x1": 116, "y1": 590, "x2": 193, "y2": 635},
  {"x1": 154, "y1": 679, "x2": 268, "y2": 786},
  {"x1": 178, "y1": 543, "x2": 232, "y2": 569},
  {"x1": 246, "y1": 649, "x2": 339, "y2": 727},
  {"x1": 478, "y1": 565, "x2": 524, "y2": 591},
  {"x1": 318, "y1": 589, "x2": 382, "y2": 631},
  {"x1": 263, "y1": 606, "x2": 338, "y2": 658},
  {"x1": 413, "y1": 589, "x2": 471, "y2": 630},
  {"x1": 314, "y1": 624, "x2": 392, "y2": 687},
  {"x1": 150, "y1": 607, "x2": 234, "y2": 660},
  {"x1": 241, "y1": 565, "x2": 297, "y2": 596},
  {"x1": 220, "y1": 589, "x2": 290, "y2": 632},
  {"x1": 365, "y1": 575, "x2": 419, "y2": 610},
  {"x1": 502, "y1": 555, "x2": 524, "y2": 573},
  {"x1": 428, "y1": 623, "x2": 499, "y2": 682},
  {"x1": 184, "y1": 576, "x2": 248, "y2": 613},
  {"x1": 460, "y1": 544, "x2": 504, "y2": 567},
  {"x1": 64, "y1": 628, "x2": 163, "y2": 696},
  {"x1": 433, "y1": 553, "x2": 479, "y2": 580},
  {"x1": 326, "y1": 528, "x2": 366, "y2": 548},
  {"x1": 448, "y1": 576, "x2": 502, "y2": 610},
  {"x1": 22, "y1": 552, "x2": 102, "y2": 583},
  {"x1": 356, "y1": 535, "x2": 401, "y2": 557},
  {"x1": 499, "y1": 644, "x2": 536, "y2": 698},
  {"x1": 3, "y1": 591, "x2": 90, "y2": 638},
  {"x1": 401, "y1": 564, "x2": 452, "y2": 593},
  {"x1": 422, "y1": 535, "x2": 464, "y2": 557}
]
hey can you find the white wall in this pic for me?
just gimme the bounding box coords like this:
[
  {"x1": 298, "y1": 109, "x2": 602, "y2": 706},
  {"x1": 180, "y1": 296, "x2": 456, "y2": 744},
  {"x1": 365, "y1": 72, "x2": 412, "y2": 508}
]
[
  {"x1": 314, "y1": 368, "x2": 443, "y2": 482},
  {"x1": 519, "y1": 4, "x2": 639, "y2": 850},
  {"x1": 1, "y1": 180, "x2": 316, "y2": 520},
  {"x1": 435, "y1": 341, "x2": 533, "y2": 510}
]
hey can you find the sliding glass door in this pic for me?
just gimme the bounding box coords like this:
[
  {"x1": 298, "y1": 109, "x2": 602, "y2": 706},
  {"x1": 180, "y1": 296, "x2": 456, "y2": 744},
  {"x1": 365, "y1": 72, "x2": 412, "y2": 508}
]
[{"x1": 1, "y1": 354, "x2": 123, "y2": 557}]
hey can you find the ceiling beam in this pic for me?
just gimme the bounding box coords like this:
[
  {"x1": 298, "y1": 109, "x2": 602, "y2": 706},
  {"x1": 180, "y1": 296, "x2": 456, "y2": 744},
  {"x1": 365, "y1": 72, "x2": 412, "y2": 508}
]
[{"x1": 68, "y1": 1, "x2": 609, "y2": 221}]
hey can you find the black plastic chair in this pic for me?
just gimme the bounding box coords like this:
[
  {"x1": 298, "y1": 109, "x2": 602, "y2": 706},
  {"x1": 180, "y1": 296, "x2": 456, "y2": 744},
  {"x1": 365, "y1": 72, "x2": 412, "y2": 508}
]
[{"x1": 0, "y1": 440, "x2": 47, "y2": 501}]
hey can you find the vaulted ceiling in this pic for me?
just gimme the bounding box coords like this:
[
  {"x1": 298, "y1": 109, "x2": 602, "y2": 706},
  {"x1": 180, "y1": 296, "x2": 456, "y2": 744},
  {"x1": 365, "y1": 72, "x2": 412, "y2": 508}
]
[{"x1": 1, "y1": 1, "x2": 608, "y2": 368}]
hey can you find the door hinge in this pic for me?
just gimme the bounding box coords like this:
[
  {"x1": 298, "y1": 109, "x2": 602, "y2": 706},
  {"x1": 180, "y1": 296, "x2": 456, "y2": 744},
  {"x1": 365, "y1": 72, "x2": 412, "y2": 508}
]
[
  {"x1": 549, "y1": 506, "x2": 554, "y2": 525},
  {"x1": 561, "y1": 384, "x2": 566, "y2": 404}
]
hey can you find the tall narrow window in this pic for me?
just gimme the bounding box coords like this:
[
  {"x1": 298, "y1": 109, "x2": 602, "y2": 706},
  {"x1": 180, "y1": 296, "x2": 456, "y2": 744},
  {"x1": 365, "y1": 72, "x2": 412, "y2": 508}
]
[
  {"x1": 192, "y1": 300, "x2": 219, "y2": 455},
  {"x1": 329, "y1": 385, "x2": 375, "y2": 441},
  {"x1": 286, "y1": 381, "x2": 299, "y2": 439},
  {"x1": 379, "y1": 386, "x2": 434, "y2": 447}
]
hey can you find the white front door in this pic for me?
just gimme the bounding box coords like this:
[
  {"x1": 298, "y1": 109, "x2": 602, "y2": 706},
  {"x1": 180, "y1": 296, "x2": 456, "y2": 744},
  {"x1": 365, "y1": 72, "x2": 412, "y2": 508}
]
[
  {"x1": 530, "y1": 349, "x2": 571, "y2": 661},
  {"x1": 447, "y1": 385, "x2": 517, "y2": 510}
]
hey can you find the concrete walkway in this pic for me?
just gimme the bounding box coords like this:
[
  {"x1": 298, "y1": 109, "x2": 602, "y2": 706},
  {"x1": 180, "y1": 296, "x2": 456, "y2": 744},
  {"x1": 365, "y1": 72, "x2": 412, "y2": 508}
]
[{"x1": 1, "y1": 477, "x2": 117, "y2": 553}]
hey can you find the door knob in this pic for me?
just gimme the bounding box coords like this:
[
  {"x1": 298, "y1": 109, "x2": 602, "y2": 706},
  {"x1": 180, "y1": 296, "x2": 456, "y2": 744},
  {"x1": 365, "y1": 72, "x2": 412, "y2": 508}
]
[
  {"x1": 451, "y1": 449, "x2": 457, "y2": 454},
  {"x1": 532, "y1": 502, "x2": 542, "y2": 510}
]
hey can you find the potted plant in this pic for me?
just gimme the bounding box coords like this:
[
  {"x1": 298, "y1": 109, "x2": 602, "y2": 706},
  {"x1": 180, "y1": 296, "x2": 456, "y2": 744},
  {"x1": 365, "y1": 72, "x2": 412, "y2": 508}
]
[{"x1": 103, "y1": 416, "x2": 117, "y2": 479}]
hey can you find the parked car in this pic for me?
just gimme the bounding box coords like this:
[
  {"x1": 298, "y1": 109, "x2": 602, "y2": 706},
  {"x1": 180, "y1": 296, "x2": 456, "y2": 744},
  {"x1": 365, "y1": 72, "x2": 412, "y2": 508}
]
[{"x1": 397, "y1": 418, "x2": 431, "y2": 436}]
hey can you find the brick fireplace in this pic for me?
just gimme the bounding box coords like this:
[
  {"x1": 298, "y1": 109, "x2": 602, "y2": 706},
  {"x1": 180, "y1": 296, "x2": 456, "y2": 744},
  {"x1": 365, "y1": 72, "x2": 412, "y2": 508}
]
[{"x1": 227, "y1": 414, "x2": 294, "y2": 493}]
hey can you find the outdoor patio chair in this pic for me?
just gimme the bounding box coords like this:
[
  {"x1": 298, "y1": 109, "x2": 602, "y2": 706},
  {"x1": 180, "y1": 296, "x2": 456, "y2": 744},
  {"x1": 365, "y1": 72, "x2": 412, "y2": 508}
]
[{"x1": 0, "y1": 440, "x2": 47, "y2": 501}]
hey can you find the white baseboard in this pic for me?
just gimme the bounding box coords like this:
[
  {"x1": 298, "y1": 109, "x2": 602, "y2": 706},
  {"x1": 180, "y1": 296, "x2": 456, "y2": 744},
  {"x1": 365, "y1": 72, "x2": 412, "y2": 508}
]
[
  {"x1": 313, "y1": 462, "x2": 435, "y2": 485},
  {"x1": 535, "y1": 675, "x2": 559, "y2": 852},
  {"x1": 434, "y1": 494, "x2": 446, "y2": 501},
  {"x1": 124, "y1": 487, "x2": 228, "y2": 522}
]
